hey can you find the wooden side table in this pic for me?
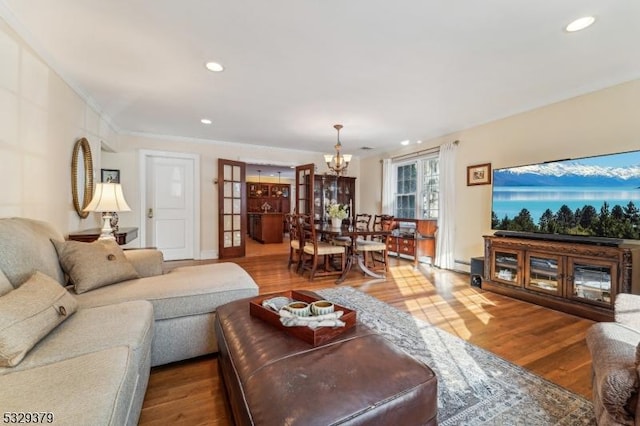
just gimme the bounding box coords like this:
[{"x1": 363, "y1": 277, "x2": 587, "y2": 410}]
[{"x1": 67, "y1": 227, "x2": 139, "y2": 245}]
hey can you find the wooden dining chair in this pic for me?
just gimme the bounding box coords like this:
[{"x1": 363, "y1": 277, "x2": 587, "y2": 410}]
[
  {"x1": 285, "y1": 213, "x2": 302, "y2": 271},
  {"x1": 357, "y1": 215, "x2": 394, "y2": 272},
  {"x1": 355, "y1": 213, "x2": 372, "y2": 230},
  {"x1": 331, "y1": 213, "x2": 372, "y2": 247},
  {"x1": 299, "y1": 216, "x2": 347, "y2": 281}
]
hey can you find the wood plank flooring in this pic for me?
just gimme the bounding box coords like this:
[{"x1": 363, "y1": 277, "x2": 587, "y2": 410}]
[{"x1": 139, "y1": 240, "x2": 594, "y2": 425}]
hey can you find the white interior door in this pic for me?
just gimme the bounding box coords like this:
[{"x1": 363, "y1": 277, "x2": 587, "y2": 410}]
[{"x1": 145, "y1": 155, "x2": 195, "y2": 260}]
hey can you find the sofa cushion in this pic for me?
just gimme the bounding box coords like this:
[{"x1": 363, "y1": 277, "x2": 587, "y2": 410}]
[
  {"x1": 0, "y1": 272, "x2": 78, "y2": 367},
  {"x1": 0, "y1": 300, "x2": 153, "y2": 376},
  {"x1": 586, "y1": 322, "x2": 640, "y2": 424},
  {"x1": 123, "y1": 249, "x2": 164, "y2": 278},
  {"x1": 74, "y1": 262, "x2": 259, "y2": 320},
  {"x1": 1, "y1": 347, "x2": 141, "y2": 426},
  {"x1": 0, "y1": 218, "x2": 66, "y2": 287},
  {"x1": 0, "y1": 269, "x2": 12, "y2": 296},
  {"x1": 52, "y1": 239, "x2": 139, "y2": 294}
]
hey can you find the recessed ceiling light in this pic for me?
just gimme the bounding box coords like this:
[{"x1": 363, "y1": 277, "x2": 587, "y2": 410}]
[
  {"x1": 416, "y1": 140, "x2": 423, "y2": 144},
  {"x1": 201, "y1": 118, "x2": 212, "y2": 124},
  {"x1": 565, "y1": 16, "x2": 595, "y2": 32},
  {"x1": 401, "y1": 140, "x2": 410, "y2": 146},
  {"x1": 205, "y1": 61, "x2": 224, "y2": 72}
]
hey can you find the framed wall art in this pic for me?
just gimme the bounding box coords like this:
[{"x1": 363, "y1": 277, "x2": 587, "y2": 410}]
[{"x1": 467, "y1": 163, "x2": 491, "y2": 186}]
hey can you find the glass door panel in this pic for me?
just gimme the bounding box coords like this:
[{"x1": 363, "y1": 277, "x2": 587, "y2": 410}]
[
  {"x1": 491, "y1": 249, "x2": 522, "y2": 286},
  {"x1": 295, "y1": 164, "x2": 314, "y2": 217},
  {"x1": 218, "y1": 159, "x2": 246, "y2": 258},
  {"x1": 568, "y1": 258, "x2": 616, "y2": 307},
  {"x1": 525, "y1": 252, "x2": 563, "y2": 296}
]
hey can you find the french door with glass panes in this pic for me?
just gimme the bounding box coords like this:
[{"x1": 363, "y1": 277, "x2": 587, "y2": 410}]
[{"x1": 218, "y1": 159, "x2": 246, "y2": 258}]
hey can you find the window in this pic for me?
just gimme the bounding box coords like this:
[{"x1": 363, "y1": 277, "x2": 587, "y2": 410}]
[{"x1": 393, "y1": 155, "x2": 439, "y2": 219}]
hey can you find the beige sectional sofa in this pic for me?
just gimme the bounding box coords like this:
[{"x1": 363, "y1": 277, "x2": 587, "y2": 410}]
[{"x1": 0, "y1": 217, "x2": 259, "y2": 425}]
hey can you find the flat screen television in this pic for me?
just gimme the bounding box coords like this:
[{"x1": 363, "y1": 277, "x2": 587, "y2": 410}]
[{"x1": 491, "y1": 150, "x2": 640, "y2": 241}]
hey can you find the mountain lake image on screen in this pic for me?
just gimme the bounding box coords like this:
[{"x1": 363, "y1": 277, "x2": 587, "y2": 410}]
[{"x1": 491, "y1": 150, "x2": 640, "y2": 240}]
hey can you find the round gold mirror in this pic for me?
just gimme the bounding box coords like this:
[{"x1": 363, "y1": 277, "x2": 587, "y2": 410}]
[{"x1": 71, "y1": 137, "x2": 94, "y2": 218}]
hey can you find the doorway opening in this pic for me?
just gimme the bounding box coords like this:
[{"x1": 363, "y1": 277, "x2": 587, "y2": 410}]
[{"x1": 245, "y1": 163, "x2": 295, "y2": 257}]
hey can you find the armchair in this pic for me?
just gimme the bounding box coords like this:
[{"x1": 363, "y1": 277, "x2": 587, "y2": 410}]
[{"x1": 586, "y1": 293, "x2": 640, "y2": 425}]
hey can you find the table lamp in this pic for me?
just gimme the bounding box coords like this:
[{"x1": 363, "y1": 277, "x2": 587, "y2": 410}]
[{"x1": 83, "y1": 183, "x2": 132, "y2": 240}]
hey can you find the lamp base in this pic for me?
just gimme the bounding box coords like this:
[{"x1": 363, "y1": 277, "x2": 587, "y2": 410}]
[{"x1": 98, "y1": 215, "x2": 116, "y2": 240}]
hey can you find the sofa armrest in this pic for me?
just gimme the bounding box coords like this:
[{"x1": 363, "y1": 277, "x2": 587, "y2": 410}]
[
  {"x1": 615, "y1": 293, "x2": 640, "y2": 329},
  {"x1": 123, "y1": 249, "x2": 164, "y2": 277}
]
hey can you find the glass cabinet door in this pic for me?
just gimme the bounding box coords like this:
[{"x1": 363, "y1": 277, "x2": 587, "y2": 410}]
[
  {"x1": 313, "y1": 176, "x2": 334, "y2": 222},
  {"x1": 491, "y1": 248, "x2": 522, "y2": 286},
  {"x1": 568, "y1": 258, "x2": 616, "y2": 308},
  {"x1": 524, "y1": 252, "x2": 563, "y2": 296},
  {"x1": 313, "y1": 176, "x2": 355, "y2": 223}
]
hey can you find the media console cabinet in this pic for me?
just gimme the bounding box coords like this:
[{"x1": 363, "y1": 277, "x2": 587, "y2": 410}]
[{"x1": 483, "y1": 234, "x2": 640, "y2": 321}]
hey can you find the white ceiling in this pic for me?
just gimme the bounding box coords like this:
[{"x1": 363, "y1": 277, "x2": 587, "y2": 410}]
[{"x1": 2, "y1": 1, "x2": 640, "y2": 157}]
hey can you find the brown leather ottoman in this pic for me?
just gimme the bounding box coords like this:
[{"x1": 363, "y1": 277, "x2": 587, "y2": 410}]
[{"x1": 215, "y1": 294, "x2": 438, "y2": 425}]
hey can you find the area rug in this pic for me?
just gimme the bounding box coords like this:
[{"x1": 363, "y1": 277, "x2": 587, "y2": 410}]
[{"x1": 316, "y1": 286, "x2": 595, "y2": 426}]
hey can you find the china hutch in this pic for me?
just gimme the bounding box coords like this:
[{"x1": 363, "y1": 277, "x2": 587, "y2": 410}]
[
  {"x1": 483, "y1": 234, "x2": 640, "y2": 321},
  {"x1": 308, "y1": 175, "x2": 356, "y2": 223},
  {"x1": 246, "y1": 182, "x2": 290, "y2": 213}
]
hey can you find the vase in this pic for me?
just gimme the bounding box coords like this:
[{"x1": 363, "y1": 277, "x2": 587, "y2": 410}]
[{"x1": 331, "y1": 218, "x2": 343, "y2": 229}]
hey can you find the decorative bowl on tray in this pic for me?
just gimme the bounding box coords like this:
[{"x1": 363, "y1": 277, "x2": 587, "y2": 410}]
[{"x1": 250, "y1": 290, "x2": 357, "y2": 346}]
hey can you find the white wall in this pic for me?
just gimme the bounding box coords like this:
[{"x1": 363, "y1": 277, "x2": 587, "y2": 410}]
[
  {"x1": 0, "y1": 13, "x2": 358, "y2": 254},
  {"x1": 0, "y1": 17, "x2": 118, "y2": 235},
  {"x1": 104, "y1": 133, "x2": 360, "y2": 257},
  {"x1": 360, "y1": 78, "x2": 640, "y2": 271}
]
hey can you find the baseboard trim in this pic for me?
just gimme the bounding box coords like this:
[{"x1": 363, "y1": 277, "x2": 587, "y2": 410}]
[{"x1": 200, "y1": 250, "x2": 218, "y2": 260}]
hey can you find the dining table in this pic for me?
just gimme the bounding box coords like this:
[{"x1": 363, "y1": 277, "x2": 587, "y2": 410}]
[{"x1": 315, "y1": 223, "x2": 391, "y2": 284}]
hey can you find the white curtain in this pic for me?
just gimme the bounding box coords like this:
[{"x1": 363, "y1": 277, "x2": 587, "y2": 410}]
[
  {"x1": 435, "y1": 141, "x2": 458, "y2": 269},
  {"x1": 381, "y1": 158, "x2": 394, "y2": 215}
]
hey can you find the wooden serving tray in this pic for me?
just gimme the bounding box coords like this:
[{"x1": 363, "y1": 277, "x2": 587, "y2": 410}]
[{"x1": 249, "y1": 290, "x2": 357, "y2": 347}]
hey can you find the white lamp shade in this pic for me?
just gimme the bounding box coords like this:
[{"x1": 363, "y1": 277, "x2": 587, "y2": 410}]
[
  {"x1": 343, "y1": 154, "x2": 352, "y2": 163},
  {"x1": 83, "y1": 183, "x2": 131, "y2": 213},
  {"x1": 324, "y1": 154, "x2": 334, "y2": 163}
]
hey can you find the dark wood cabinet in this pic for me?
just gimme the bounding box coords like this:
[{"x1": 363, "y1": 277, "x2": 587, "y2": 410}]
[
  {"x1": 247, "y1": 182, "x2": 290, "y2": 213},
  {"x1": 248, "y1": 213, "x2": 284, "y2": 243},
  {"x1": 385, "y1": 219, "x2": 437, "y2": 267},
  {"x1": 483, "y1": 235, "x2": 640, "y2": 321},
  {"x1": 309, "y1": 175, "x2": 356, "y2": 223},
  {"x1": 67, "y1": 227, "x2": 138, "y2": 245}
]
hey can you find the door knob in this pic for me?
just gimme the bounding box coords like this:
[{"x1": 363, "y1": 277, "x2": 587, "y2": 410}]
[{"x1": 147, "y1": 208, "x2": 154, "y2": 219}]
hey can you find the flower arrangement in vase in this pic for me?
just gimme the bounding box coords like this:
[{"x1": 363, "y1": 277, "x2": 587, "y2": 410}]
[{"x1": 327, "y1": 202, "x2": 348, "y2": 228}]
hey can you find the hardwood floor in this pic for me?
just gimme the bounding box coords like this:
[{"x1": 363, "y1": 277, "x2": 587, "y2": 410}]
[{"x1": 139, "y1": 243, "x2": 594, "y2": 425}]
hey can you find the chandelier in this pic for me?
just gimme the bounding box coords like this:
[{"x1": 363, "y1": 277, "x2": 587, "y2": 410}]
[
  {"x1": 324, "y1": 124, "x2": 352, "y2": 176},
  {"x1": 276, "y1": 171, "x2": 283, "y2": 196},
  {"x1": 255, "y1": 170, "x2": 263, "y2": 196}
]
